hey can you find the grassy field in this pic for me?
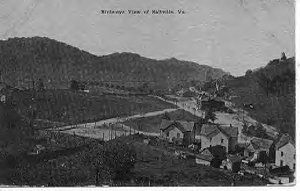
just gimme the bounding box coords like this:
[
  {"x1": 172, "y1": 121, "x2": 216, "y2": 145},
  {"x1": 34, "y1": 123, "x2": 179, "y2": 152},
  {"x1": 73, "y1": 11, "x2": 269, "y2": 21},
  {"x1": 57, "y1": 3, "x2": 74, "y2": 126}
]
[
  {"x1": 110, "y1": 135, "x2": 268, "y2": 186},
  {"x1": 122, "y1": 109, "x2": 200, "y2": 133},
  {"x1": 8, "y1": 89, "x2": 176, "y2": 128},
  {"x1": 0, "y1": 131, "x2": 102, "y2": 186}
]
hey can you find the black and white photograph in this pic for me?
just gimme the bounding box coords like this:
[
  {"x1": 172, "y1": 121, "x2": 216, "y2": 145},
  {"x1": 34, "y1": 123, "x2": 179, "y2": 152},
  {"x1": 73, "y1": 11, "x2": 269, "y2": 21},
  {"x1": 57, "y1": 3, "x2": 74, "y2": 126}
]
[{"x1": 0, "y1": 0, "x2": 296, "y2": 187}]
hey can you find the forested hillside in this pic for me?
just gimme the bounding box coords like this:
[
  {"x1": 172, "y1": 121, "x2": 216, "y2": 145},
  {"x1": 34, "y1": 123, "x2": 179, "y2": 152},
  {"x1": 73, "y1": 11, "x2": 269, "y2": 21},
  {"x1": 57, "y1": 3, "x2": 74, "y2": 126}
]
[
  {"x1": 225, "y1": 57, "x2": 295, "y2": 138},
  {"x1": 0, "y1": 37, "x2": 227, "y2": 90}
]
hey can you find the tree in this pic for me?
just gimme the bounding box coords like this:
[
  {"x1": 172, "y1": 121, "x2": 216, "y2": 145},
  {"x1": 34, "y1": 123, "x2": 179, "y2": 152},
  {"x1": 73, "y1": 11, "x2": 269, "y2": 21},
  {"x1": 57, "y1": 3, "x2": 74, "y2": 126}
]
[
  {"x1": 258, "y1": 151, "x2": 268, "y2": 165},
  {"x1": 37, "y1": 78, "x2": 45, "y2": 91},
  {"x1": 242, "y1": 121, "x2": 248, "y2": 135},
  {"x1": 245, "y1": 69, "x2": 252, "y2": 77},
  {"x1": 255, "y1": 122, "x2": 267, "y2": 138},
  {"x1": 162, "y1": 112, "x2": 171, "y2": 120},
  {"x1": 255, "y1": 71, "x2": 272, "y2": 97},
  {"x1": 0, "y1": 104, "x2": 32, "y2": 163},
  {"x1": 70, "y1": 80, "x2": 79, "y2": 91},
  {"x1": 281, "y1": 52, "x2": 287, "y2": 61},
  {"x1": 205, "y1": 109, "x2": 216, "y2": 123},
  {"x1": 87, "y1": 141, "x2": 136, "y2": 185},
  {"x1": 141, "y1": 82, "x2": 149, "y2": 93}
]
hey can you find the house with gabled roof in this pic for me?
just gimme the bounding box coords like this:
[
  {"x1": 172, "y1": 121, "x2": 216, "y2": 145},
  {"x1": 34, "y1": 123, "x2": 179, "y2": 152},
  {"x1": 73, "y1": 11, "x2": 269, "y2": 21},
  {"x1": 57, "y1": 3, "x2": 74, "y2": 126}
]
[
  {"x1": 196, "y1": 145, "x2": 227, "y2": 167},
  {"x1": 275, "y1": 133, "x2": 295, "y2": 170},
  {"x1": 243, "y1": 137, "x2": 273, "y2": 163},
  {"x1": 221, "y1": 154, "x2": 242, "y2": 172},
  {"x1": 195, "y1": 123, "x2": 238, "y2": 152},
  {"x1": 160, "y1": 119, "x2": 195, "y2": 146}
]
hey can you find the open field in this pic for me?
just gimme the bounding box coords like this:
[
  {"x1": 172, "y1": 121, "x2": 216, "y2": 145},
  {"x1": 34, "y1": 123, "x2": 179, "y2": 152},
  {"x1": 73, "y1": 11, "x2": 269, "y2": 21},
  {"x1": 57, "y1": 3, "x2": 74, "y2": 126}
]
[
  {"x1": 48, "y1": 108, "x2": 178, "y2": 140},
  {"x1": 0, "y1": 131, "x2": 102, "y2": 186},
  {"x1": 8, "y1": 89, "x2": 176, "y2": 128},
  {"x1": 122, "y1": 109, "x2": 201, "y2": 133}
]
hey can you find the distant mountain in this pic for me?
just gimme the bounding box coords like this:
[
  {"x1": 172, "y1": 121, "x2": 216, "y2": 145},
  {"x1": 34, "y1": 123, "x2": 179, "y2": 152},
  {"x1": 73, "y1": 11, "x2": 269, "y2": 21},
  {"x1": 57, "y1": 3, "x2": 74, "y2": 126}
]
[{"x1": 0, "y1": 37, "x2": 228, "y2": 90}]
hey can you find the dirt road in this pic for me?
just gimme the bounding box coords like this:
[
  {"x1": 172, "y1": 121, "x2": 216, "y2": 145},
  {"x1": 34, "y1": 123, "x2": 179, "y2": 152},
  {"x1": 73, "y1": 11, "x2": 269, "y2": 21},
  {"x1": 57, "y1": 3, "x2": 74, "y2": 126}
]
[{"x1": 46, "y1": 108, "x2": 177, "y2": 140}]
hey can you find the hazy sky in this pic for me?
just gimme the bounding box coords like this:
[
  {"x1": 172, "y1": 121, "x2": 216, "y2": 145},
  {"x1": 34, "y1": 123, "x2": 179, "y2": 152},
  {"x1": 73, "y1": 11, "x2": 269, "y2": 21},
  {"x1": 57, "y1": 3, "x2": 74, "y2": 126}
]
[{"x1": 0, "y1": 0, "x2": 295, "y2": 76}]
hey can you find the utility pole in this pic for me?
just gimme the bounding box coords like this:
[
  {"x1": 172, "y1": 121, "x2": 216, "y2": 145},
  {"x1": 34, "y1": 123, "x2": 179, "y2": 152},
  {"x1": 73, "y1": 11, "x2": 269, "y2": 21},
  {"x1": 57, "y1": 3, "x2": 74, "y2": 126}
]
[
  {"x1": 110, "y1": 124, "x2": 112, "y2": 140},
  {"x1": 243, "y1": 108, "x2": 245, "y2": 122}
]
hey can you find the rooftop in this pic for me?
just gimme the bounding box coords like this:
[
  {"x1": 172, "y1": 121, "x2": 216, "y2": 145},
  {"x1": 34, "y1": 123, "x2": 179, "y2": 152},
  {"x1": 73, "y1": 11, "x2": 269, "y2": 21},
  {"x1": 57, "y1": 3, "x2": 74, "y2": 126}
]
[
  {"x1": 203, "y1": 145, "x2": 227, "y2": 159},
  {"x1": 275, "y1": 133, "x2": 295, "y2": 150},
  {"x1": 195, "y1": 153, "x2": 214, "y2": 161},
  {"x1": 249, "y1": 137, "x2": 274, "y2": 151},
  {"x1": 197, "y1": 123, "x2": 238, "y2": 139},
  {"x1": 160, "y1": 119, "x2": 194, "y2": 132}
]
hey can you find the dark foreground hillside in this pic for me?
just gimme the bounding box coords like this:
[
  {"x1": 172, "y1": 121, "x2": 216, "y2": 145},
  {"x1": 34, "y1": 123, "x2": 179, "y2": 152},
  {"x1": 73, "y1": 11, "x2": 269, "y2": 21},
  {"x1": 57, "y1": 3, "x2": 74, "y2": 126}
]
[{"x1": 1, "y1": 133, "x2": 267, "y2": 186}]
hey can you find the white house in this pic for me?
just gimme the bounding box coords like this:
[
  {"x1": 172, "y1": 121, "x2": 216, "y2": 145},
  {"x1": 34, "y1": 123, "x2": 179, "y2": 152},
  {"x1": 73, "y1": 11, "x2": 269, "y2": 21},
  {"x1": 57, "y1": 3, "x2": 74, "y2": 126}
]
[
  {"x1": 195, "y1": 123, "x2": 238, "y2": 152},
  {"x1": 275, "y1": 134, "x2": 295, "y2": 170},
  {"x1": 0, "y1": 95, "x2": 6, "y2": 103},
  {"x1": 160, "y1": 119, "x2": 194, "y2": 145}
]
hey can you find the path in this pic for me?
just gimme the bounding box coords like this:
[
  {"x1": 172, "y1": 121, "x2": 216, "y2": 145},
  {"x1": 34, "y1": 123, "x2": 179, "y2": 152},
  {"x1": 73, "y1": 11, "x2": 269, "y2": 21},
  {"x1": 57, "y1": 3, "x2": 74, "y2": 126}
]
[
  {"x1": 150, "y1": 95, "x2": 205, "y2": 117},
  {"x1": 46, "y1": 108, "x2": 177, "y2": 141}
]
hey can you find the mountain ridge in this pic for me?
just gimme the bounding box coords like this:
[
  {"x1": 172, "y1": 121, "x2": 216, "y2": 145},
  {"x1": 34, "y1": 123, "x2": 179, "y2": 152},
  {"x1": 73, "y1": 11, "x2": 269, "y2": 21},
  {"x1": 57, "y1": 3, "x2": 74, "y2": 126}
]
[{"x1": 0, "y1": 36, "x2": 229, "y2": 90}]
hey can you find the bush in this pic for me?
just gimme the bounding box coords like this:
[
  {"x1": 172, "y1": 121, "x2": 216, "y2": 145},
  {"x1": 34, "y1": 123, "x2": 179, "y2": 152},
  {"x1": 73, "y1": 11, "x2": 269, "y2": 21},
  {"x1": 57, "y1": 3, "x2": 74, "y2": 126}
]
[
  {"x1": 87, "y1": 141, "x2": 137, "y2": 185},
  {"x1": 70, "y1": 80, "x2": 79, "y2": 91}
]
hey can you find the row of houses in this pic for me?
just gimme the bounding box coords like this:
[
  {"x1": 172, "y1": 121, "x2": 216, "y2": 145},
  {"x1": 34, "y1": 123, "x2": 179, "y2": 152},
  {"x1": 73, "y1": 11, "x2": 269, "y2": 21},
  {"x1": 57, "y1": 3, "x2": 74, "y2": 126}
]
[
  {"x1": 160, "y1": 119, "x2": 238, "y2": 153},
  {"x1": 159, "y1": 119, "x2": 295, "y2": 177}
]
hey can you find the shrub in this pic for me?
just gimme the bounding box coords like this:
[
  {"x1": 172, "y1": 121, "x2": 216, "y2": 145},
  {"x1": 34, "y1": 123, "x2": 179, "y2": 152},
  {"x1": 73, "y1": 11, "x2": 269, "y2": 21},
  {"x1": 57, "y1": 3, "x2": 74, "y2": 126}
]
[{"x1": 87, "y1": 141, "x2": 137, "y2": 185}]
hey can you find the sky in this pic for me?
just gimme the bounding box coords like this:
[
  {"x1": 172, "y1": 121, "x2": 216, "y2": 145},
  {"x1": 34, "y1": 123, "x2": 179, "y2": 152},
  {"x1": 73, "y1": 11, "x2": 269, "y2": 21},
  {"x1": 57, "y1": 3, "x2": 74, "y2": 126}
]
[{"x1": 0, "y1": 0, "x2": 295, "y2": 76}]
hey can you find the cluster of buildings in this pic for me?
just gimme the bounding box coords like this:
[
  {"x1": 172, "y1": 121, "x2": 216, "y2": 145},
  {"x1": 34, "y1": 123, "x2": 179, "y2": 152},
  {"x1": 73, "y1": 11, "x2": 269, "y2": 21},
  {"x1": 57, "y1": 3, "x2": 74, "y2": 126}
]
[
  {"x1": 159, "y1": 119, "x2": 295, "y2": 184},
  {"x1": 160, "y1": 119, "x2": 237, "y2": 153}
]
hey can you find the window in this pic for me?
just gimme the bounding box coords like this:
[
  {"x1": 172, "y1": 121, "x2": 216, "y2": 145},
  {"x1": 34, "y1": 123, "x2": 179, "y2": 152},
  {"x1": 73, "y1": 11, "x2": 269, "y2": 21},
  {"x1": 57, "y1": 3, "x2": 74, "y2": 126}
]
[
  {"x1": 280, "y1": 160, "x2": 283, "y2": 167},
  {"x1": 221, "y1": 139, "x2": 224, "y2": 144},
  {"x1": 177, "y1": 133, "x2": 180, "y2": 138},
  {"x1": 293, "y1": 164, "x2": 296, "y2": 170},
  {"x1": 294, "y1": 154, "x2": 296, "y2": 160},
  {"x1": 166, "y1": 132, "x2": 169, "y2": 137},
  {"x1": 281, "y1": 152, "x2": 284, "y2": 157}
]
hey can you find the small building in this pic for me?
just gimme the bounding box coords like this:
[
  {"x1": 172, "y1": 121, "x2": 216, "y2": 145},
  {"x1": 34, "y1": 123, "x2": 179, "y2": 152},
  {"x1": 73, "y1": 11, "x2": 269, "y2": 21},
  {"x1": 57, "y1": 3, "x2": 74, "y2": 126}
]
[
  {"x1": 0, "y1": 83, "x2": 14, "y2": 104},
  {"x1": 198, "y1": 145, "x2": 227, "y2": 168},
  {"x1": 221, "y1": 155, "x2": 242, "y2": 172},
  {"x1": 195, "y1": 123, "x2": 238, "y2": 152},
  {"x1": 176, "y1": 88, "x2": 186, "y2": 97},
  {"x1": 269, "y1": 165, "x2": 295, "y2": 184},
  {"x1": 195, "y1": 154, "x2": 213, "y2": 166},
  {"x1": 143, "y1": 138, "x2": 150, "y2": 145},
  {"x1": 274, "y1": 134, "x2": 295, "y2": 170},
  {"x1": 27, "y1": 144, "x2": 46, "y2": 155},
  {"x1": 0, "y1": 95, "x2": 6, "y2": 103},
  {"x1": 160, "y1": 119, "x2": 194, "y2": 146},
  {"x1": 243, "y1": 137, "x2": 274, "y2": 163}
]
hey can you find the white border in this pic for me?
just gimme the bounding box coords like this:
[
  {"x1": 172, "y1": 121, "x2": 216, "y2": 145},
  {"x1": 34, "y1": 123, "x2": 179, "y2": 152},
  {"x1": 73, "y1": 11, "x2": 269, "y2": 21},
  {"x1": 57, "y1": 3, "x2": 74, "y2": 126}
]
[{"x1": 1, "y1": 0, "x2": 299, "y2": 191}]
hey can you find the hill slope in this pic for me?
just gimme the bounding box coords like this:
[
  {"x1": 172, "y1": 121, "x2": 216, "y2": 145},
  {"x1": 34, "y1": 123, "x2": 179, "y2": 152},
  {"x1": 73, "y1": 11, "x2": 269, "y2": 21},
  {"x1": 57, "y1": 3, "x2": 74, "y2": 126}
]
[
  {"x1": 224, "y1": 57, "x2": 295, "y2": 138},
  {"x1": 0, "y1": 37, "x2": 227, "y2": 90}
]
